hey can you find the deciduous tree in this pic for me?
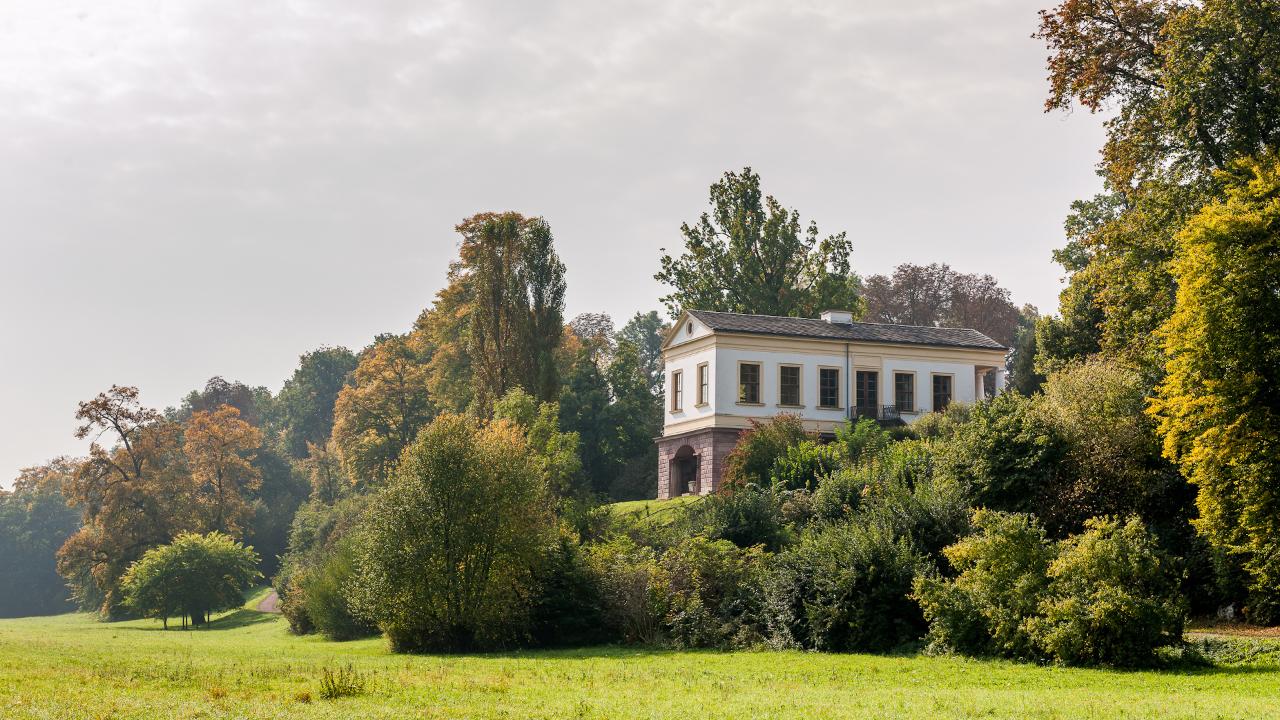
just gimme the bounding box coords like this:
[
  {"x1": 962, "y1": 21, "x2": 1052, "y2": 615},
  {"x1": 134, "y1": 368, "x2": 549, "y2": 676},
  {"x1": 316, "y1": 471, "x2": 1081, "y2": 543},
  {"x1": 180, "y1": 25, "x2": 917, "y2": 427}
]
[
  {"x1": 1149, "y1": 155, "x2": 1280, "y2": 622},
  {"x1": 656, "y1": 168, "x2": 862, "y2": 319},
  {"x1": 330, "y1": 335, "x2": 434, "y2": 487}
]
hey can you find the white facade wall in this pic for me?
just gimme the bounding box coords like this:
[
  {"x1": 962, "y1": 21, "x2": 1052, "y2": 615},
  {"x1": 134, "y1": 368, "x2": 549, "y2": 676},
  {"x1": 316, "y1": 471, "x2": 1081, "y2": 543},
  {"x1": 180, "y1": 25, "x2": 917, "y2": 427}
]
[
  {"x1": 713, "y1": 345, "x2": 850, "y2": 426},
  {"x1": 664, "y1": 344, "x2": 716, "y2": 426},
  {"x1": 663, "y1": 342, "x2": 993, "y2": 436}
]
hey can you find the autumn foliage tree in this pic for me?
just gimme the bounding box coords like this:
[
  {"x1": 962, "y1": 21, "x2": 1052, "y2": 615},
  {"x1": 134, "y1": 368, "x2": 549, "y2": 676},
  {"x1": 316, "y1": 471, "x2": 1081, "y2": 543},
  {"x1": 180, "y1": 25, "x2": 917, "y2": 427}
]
[
  {"x1": 183, "y1": 406, "x2": 263, "y2": 535},
  {"x1": 330, "y1": 335, "x2": 435, "y2": 488},
  {"x1": 862, "y1": 263, "x2": 1024, "y2": 346},
  {"x1": 1150, "y1": 155, "x2": 1280, "y2": 622},
  {"x1": 57, "y1": 386, "x2": 271, "y2": 617},
  {"x1": 58, "y1": 386, "x2": 194, "y2": 616},
  {"x1": 1034, "y1": 0, "x2": 1280, "y2": 375}
]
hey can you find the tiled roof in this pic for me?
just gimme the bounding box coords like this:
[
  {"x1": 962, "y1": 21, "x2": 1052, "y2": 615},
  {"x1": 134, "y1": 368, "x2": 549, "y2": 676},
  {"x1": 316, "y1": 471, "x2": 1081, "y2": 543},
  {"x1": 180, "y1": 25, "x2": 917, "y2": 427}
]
[{"x1": 686, "y1": 310, "x2": 1007, "y2": 350}]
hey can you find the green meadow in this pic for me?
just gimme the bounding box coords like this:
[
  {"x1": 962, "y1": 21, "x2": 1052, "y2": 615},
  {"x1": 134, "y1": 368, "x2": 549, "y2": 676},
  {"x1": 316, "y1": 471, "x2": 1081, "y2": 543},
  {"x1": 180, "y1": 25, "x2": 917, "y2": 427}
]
[{"x1": 1, "y1": 599, "x2": 1278, "y2": 720}]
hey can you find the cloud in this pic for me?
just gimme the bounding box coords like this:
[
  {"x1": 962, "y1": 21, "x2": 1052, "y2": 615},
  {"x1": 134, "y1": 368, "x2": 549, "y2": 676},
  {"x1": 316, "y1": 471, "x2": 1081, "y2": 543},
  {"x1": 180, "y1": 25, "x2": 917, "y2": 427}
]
[{"x1": 0, "y1": 0, "x2": 1105, "y2": 482}]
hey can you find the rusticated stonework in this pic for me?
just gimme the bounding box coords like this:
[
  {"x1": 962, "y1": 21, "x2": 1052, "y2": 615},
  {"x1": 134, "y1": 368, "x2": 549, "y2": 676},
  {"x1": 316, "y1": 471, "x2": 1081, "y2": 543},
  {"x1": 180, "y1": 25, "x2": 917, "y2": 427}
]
[{"x1": 655, "y1": 427, "x2": 741, "y2": 499}]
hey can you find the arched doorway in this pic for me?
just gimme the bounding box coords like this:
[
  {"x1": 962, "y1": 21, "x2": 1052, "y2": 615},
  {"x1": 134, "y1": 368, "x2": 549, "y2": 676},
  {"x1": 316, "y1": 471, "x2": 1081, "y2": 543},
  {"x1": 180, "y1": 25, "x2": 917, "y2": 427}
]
[{"x1": 671, "y1": 445, "x2": 700, "y2": 496}]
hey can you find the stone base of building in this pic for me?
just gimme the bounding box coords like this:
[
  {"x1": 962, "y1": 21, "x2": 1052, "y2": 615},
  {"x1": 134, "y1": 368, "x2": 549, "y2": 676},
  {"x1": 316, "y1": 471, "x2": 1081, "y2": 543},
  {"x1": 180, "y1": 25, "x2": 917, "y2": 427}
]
[{"x1": 656, "y1": 427, "x2": 742, "y2": 499}]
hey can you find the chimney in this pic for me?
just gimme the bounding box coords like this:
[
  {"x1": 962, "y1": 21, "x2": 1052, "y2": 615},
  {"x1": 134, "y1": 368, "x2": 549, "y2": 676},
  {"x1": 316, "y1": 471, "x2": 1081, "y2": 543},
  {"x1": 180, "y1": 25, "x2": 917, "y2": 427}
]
[{"x1": 820, "y1": 309, "x2": 854, "y2": 324}]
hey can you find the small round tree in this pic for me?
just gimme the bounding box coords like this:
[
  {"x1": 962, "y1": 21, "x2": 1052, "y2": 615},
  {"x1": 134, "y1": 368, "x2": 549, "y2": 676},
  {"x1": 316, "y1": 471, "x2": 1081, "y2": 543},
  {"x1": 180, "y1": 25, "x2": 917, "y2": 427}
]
[
  {"x1": 121, "y1": 532, "x2": 260, "y2": 628},
  {"x1": 350, "y1": 413, "x2": 554, "y2": 651}
]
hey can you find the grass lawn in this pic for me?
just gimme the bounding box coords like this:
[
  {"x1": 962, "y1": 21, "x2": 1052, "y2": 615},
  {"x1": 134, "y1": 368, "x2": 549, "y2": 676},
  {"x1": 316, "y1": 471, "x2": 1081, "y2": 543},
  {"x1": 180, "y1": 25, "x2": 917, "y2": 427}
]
[
  {"x1": 1, "y1": 609, "x2": 1279, "y2": 719},
  {"x1": 607, "y1": 495, "x2": 702, "y2": 528}
]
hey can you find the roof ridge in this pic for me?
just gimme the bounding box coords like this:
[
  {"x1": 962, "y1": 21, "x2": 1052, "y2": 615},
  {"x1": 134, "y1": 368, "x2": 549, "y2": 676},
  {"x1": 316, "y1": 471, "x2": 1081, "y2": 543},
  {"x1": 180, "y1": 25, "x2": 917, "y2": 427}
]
[{"x1": 687, "y1": 308, "x2": 984, "y2": 334}]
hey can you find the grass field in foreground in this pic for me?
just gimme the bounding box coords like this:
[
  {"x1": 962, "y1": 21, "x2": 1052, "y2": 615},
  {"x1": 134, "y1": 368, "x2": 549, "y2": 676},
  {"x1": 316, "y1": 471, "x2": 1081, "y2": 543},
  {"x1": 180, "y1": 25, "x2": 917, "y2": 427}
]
[{"x1": 1, "y1": 610, "x2": 1279, "y2": 720}]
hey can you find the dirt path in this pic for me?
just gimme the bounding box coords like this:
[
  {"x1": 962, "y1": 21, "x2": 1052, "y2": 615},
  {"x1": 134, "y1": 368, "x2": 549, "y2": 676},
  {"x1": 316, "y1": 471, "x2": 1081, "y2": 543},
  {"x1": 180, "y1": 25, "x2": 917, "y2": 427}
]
[{"x1": 256, "y1": 590, "x2": 280, "y2": 614}]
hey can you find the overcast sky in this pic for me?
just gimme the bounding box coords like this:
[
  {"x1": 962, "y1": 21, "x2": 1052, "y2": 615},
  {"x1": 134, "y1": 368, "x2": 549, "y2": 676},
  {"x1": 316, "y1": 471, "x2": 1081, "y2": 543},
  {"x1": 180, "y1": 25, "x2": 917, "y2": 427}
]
[{"x1": 0, "y1": 0, "x2": 1106, "y2": 485}]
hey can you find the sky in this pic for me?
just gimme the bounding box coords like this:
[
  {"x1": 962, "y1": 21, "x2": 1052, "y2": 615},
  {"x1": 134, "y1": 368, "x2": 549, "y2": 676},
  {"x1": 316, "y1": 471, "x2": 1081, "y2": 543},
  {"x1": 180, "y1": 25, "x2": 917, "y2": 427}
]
[{"x1": 0, "y1": 0, "x2": 1107, "y2": 485}]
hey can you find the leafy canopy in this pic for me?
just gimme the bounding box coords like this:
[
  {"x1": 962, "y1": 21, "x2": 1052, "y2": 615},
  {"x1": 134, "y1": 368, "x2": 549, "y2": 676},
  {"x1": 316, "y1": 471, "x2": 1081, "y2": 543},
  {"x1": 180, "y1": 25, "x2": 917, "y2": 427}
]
[{"x1": 656, "y1": 167, "x2": 861, "y2": 319}]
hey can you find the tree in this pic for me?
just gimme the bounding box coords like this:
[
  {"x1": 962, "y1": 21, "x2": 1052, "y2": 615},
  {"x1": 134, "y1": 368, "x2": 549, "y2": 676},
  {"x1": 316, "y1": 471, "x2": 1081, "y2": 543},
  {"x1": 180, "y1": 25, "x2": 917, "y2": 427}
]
[
  {"x1": 414, "y1": 276, "x2": 476, "y2": 413},
  {"x1": 350, "y1": 414, "x2": 553, "y2": 651},
  {"x1": 179, "y1": 376, "x2": 273, "y2": 428},
  {"x1": 1150, "y1": 155, "x2": 1280, "y2": 622},
  {"x1": 861, "y1": 263, "x2": 1022, "y2": 346},
  {"x1": 616, "y1": 311, "x2": 668, "y2": 394},
  {"x1": 656, "y1": 167, "x2": 862, "y2": 319},
  {"x1": 493, "y1": 387, "x2": 584, "y2": 498},
  {"x1": 1007, "y1": 305, "x2": 1047, "y2": 395},
  {"x1": 558, "y1": 348, "x2": 615, "y2": 495},
  {"x1": 121, "y1": 532, "x2": 259, "y2": 629},
  {"x1": 0, "y1": 460, "x2": 81, "y2": 617},
  {"x1": 183, "y1": 406, "x2": 263, "y2": 535},
  {"x1": 456, "y1": 212, "x2": 567, "y2": 413},
  {"x1": 330, "y1": 335, "x2": 434, "y2": 487},
  {"x1": 300, "y1": 440, "x2": 350, "y2": 504},
  {"x1": 523, "y1": 218, "x2": 568, "y2": 402},
  {"x1": 275, "y1": 347, "x2": 358, "y2": 459},
  {"x1": 58, "y1": 386, "x2": 195, "y2": 616},
  {"x1": 1034, "y1": 0, "x2": 1280, "y2": 374}
]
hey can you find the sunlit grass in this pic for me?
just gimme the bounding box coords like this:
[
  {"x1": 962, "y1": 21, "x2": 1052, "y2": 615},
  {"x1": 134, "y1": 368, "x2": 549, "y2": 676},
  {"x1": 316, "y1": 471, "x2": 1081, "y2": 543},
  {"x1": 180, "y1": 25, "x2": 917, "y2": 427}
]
[
  {"x1": 1, "y1": 609, "x2": 1278, "y2": 719},
  {"x1": 607, "y1": 495, "x2": 702, "y2": 528}
]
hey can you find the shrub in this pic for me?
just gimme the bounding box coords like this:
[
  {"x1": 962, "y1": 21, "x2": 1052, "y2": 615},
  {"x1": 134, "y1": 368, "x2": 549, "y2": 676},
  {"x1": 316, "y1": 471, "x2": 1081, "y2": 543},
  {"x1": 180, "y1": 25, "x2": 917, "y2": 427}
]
[
  {"x1": 274, "y1": 494, "x2": 369, "y2": 635},
  {"x1": 1033, "y1": 358, "x2": 1187, "y2": 537},
  {"x1": 1029, "y1": 516, "x2": 1185, "y2": 667},
  {"x1": 317, "y1": 664, "x2": 366, "y2": 699},
  {"x1": 910, "y1": 403, "x2": 971, "y2": 440},
  {"x1": 834, "y1": 418, "x2": 893, "y2": 464},
  {"x1": 121, "y1": 532, "x2": 260, "y2": 628},
  {"x1": 856, "y1": 442, "x2": 970, "y2": 558},
  {"x1": 766, "y1": 521, "x2": 925, "y2": 652},
  {"x1": 913, "y1": 510, "x2": 1054, "y2": 659},
  {"x1": 770, "y1": 440, "x2": 842, "y2": 491},
  {"x1": 934, "y1": 392, "x2": 1065, "y2": 514},
  {"x1": 811, "y1": 466, "x2": 865, "y2": 522},
  {"x1": 722, "y1": 415, "x2": 811, "y2": 488},
  {"x1": 916, "y1": 512, "x2": 1187, "y2": 667},
  {"x1": 663, "y1": 536, "x2": 769, "y2": 648},
  {"x1": 583, "y1": 536, "x2": 669, "y2": 644},
  {"x1": 349, "y1": 414, "x2": 554, "y2": 652},
  {"x1": 298, "y1": 538, "x2": 377, "y2": 641},
  {"x1": 684, "y1": 485, "x2": 790, "y2": 551},
  {"x1": 527, "y1": 532, "x2": 609, "y2": 647}
]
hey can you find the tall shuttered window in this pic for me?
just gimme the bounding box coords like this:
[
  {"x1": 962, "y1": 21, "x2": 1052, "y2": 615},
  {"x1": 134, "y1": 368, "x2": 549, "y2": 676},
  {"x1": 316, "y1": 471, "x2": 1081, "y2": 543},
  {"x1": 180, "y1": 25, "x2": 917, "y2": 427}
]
[
  {"x1": 895, "y1": 373, "x2": 915, "y2": 412},
  {"x1": 739, "y1": 363, "x2": 761, "y2": 404},
  {"x1": 671, "y1": 370, "x2": 683, "y2": 411},
  {"x1": 696, "y1": 363, "x2": 709, "y2": 405},
  {"x1": 932, "y1": 374, "x2": 952, "y2": 411},
  {"x1": 779, "y1": 365, "x2": 801, "y2": 406},
  {"x1": 819, "y1": 368, "x2": 840, "y2": 409}
]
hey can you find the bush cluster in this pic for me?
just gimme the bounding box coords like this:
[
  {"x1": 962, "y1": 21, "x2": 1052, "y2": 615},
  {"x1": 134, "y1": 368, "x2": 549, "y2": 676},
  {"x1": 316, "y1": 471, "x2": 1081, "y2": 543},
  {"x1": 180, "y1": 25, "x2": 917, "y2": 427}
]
[
  {"x1": 915, "y1": 511, "x2": 1185, "y2": 667},
  {"x1": 267, "y1": 382, "x2": 1198, "y2": 668}
]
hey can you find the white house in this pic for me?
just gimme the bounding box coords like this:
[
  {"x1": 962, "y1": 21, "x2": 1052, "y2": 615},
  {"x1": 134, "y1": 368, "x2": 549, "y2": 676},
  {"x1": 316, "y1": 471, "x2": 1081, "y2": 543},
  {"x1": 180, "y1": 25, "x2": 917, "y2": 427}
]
[{"x1": 656, "y1": 309, "x2": 1008, "y2": 499}]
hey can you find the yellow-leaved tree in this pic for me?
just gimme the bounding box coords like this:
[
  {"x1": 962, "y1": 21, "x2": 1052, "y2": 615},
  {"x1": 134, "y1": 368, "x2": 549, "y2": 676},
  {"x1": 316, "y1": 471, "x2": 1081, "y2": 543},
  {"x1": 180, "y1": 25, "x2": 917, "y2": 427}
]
[{"x1": 1150, "y1": 155, "x2": 1280, "y2": 622}]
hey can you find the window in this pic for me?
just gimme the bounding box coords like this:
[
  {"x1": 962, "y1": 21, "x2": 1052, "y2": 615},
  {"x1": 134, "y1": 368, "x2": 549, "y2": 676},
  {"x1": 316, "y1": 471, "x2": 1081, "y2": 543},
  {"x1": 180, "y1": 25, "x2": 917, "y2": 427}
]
[
  {"x1": 895, "y1": 373, "x2": 915, "y2": 412},
  {"x1": 671, "y1": 370, "x2": 683, "y2": 411},
  {"x1": 779, "y1": 365, "x2": 801, "y2": 406},
  {"x1": 855, "y1": 370, "x2": 879, "y2": 418},
  {"x1": 696, "y1": 363, "x2": 709, "y2": 405},
  {"x1": 819, "y1": 368, "x2": 840, "y2": 409},
  {"x1": 738, "y1": 362, "x2": 761, "y2": 404},
  {"x1": 932, "y1": 374, "x2": 953, "y2": 411}
]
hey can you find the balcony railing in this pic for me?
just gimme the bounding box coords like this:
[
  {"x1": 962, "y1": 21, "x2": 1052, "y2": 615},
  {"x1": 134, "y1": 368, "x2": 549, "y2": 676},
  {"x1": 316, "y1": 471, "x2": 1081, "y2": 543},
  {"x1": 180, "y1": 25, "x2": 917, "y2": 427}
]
[{"x1": 853, "y1": 405, "x2": 903, "y2": 424}]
